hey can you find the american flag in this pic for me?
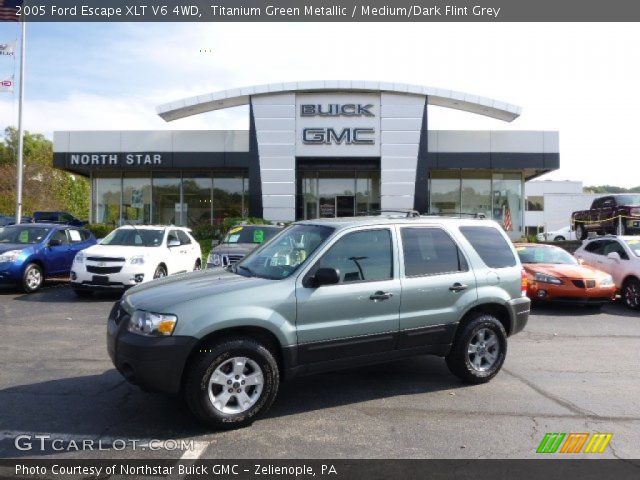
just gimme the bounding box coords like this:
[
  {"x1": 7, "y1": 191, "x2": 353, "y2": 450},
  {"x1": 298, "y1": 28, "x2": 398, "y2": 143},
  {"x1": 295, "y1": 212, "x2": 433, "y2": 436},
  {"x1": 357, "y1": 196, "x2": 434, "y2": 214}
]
[
  {"x1": 0, "y1": 0, "x2": 22, "y2": 21},
  {"x1": 503, "y1": 204, "x2": 513, "y2": 231}
]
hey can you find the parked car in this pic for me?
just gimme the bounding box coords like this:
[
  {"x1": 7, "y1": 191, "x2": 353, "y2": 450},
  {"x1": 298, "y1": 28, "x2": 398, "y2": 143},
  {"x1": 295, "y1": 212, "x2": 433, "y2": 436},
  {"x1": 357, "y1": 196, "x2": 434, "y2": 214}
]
[
  {"x1": 571, "y1": 194, "x2": 640, "y2": 239},
  {"x1": 0, "y1": 215, "x2": 34, "y2": 226},
  {"x1": 71, "y1": 225, "x2": 201, "y2": 296},
  {"x1": 33, "y1": 211, "x2": 87, "y2": 227},
  {"x1": 574, "y1": 236, "x2": 640, "y2": 309},
  {"x1": 206, "y1": 224, "x2": 283, "y2": 270},
  {"x1": 107, "y1": 216, "x2": 530, "y2": 429},
  {"x1": 516, "y1": 243, "x2": 615, "y2": 307},
  {"x1": 0, "y1": 223, "x2": 96, "y2": 292},
  {"x1": 536, "y1": 226, "x2": 577, "y2": 242}
]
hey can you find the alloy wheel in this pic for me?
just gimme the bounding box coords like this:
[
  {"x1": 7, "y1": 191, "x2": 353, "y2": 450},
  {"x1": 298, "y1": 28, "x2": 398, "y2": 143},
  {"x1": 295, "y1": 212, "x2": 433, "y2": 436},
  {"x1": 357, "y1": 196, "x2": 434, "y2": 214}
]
[
  {"x1": 207, "y1": 357, "x2": 264, "y2": 415},
  {"x1": 624, "y1": 281, "x2": 640, "y2": 309},
  {"x1": 467, "y1": 328, "x2": 500, "y2": 372},
  {"x1": 26, "y1": 267, "x2": 42, "y2": 290}
]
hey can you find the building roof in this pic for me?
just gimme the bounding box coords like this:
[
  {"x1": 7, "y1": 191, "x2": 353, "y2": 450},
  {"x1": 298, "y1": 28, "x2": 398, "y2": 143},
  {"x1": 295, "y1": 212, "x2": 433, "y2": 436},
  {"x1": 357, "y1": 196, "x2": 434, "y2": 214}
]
[{"x1": 156, "y1": 80, "x2": 522, "y2": 123}]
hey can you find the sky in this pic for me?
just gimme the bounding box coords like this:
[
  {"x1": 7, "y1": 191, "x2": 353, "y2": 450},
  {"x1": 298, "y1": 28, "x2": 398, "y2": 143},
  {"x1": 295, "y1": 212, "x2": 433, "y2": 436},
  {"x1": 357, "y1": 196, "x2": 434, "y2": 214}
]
[{"x1": 0, "y1": 22, "x2": 639, "y2": 187}]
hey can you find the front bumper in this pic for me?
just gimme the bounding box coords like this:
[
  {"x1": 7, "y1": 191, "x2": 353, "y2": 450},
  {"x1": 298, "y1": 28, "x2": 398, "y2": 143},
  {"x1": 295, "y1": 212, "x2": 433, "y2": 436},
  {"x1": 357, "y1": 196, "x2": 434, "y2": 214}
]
[
  {"x1": 506, "y1": 297, "x2": 530, "y2": 336},
  {"x1": 72, "y1": 261, "x2": 153, "y2": 290},
  {"x1": 527, "y1": 282, "x2": 616, "y2": 304},
  {"x1": 106, "y1": 302, "x2": 198, "y2": 394},
  {"x1": 0, "y1": 262, "x2": 22, "y2": 283}
]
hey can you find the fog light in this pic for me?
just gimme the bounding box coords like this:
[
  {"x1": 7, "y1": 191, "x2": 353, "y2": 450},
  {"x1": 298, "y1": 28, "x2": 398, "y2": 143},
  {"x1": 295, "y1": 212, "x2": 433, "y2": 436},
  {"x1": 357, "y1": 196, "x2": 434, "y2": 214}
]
[
  {"x1": 70, "y1": 271, "x2": 77, "y2": 281},
  {"x1": 134, "y1": 274, "x2": 144, "y2": 283},
  {"x1": 537, "y1": 290, "x2": 547, "y2": 298}
]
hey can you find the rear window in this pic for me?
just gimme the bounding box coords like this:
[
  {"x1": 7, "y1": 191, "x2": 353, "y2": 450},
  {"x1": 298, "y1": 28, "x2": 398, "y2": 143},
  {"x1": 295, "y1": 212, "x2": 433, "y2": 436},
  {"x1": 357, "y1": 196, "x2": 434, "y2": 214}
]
[{"x1": 459, "y1": 226, "x2": 517, "y2": 268}]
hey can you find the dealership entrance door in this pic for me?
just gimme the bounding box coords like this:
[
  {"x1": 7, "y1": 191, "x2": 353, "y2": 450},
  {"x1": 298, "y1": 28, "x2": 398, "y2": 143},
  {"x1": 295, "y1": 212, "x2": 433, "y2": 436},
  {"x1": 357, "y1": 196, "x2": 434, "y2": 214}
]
[{"x1": 296, "y1": 159, "x2": 381, "y2": 220}]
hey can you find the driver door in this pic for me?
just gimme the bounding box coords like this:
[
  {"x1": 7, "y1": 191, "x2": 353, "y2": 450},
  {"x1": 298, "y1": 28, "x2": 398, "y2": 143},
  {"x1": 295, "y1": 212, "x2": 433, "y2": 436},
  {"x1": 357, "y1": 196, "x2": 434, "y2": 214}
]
[
  {"x1": 165, "y1": 229, "x2": 183, "y2": 274},
  {"x1": 295, "y1": 227, "x2": 401, "y2": 364}
]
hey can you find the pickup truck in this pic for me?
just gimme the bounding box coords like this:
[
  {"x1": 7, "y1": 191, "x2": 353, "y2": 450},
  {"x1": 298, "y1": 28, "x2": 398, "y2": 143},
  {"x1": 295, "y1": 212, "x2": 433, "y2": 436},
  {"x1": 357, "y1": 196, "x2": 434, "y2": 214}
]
[{"x1": 571, "y1": 194, "x2": 640, "y2": 239}]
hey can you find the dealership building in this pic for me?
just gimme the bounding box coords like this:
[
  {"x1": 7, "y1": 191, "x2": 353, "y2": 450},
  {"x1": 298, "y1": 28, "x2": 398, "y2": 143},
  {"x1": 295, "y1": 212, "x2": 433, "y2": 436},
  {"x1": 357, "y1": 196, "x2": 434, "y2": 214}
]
[{"x1": 53, "y1": 81, "x2": 559, "y2": 239}]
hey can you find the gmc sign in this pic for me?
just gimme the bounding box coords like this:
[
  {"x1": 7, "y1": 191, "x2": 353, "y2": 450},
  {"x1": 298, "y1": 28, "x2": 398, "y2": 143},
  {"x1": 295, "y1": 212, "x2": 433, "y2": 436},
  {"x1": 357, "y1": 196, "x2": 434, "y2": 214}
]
[{"x1": 302, "y1": 127, "x2": 375, "y2": 145}]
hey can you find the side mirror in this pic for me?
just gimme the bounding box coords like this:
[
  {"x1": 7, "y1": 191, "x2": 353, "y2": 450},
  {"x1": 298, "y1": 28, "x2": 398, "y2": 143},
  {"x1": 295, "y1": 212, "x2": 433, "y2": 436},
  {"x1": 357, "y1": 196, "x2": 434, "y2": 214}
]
[
  {"x1": 167, "y1": 239, "x2": 180, "y2": 248},
  {"x1": 577, "y1": 257, "x2": 585, "y2": 265},
  {"x1": 211, "y1": 239, "x2": 220, "y2": 247},
  {"x1": 48, "y1": 238, "x2": 62, "y2": 247},
  {"x1": 607, "y1": 252, "x2": 621, "y2": 261},
  {"x1": 312, "y1": 267, "x2": 340, "y2": 287}
]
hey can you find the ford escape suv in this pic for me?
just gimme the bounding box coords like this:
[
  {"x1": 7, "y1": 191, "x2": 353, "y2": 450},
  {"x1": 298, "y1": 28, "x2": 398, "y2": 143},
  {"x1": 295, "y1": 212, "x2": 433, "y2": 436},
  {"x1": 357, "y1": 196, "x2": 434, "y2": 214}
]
[{"x1": 107, "y1": 215, "x2": 530, "y2": 429}]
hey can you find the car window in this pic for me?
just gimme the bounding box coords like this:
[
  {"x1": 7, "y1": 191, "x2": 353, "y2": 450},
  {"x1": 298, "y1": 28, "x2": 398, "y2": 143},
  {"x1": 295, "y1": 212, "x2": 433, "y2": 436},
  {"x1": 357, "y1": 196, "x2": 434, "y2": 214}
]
[
  {"x1": 623, "y1": 238, "x2": 640, "y2": 257},
  {"x1": 60, "y1": 213, "x2": 74, "y2": 222},
  {"x1": 36, "y1": 212, "x2": 57, "y2": 221},
  {"x1": 80, "y1": 229, "x2": 92, "y2": 241},
  {"x1": 222, "y1": 226, "x2": 280, "y2": 244},
  {"x1": 602, "y1": 198, "x2": 615, "y2": 208},
  {"x1": 314, "y1": 229, "x2": 393, "y2": 284},
  {"x1": 100, "y1": 228, "x2": 164, "y2": 247},
  {"x1": 167, "y1": 230, "x2": 180, "y2": 245},
  {"x1": 602, "y1": 240, "x2": 629, "y2": 260},
  {"x1": 401, "y1": 227, "x2": 468, "y2": 276},
  {"x1": 0, "y1": 226, "x2": 51, "y2": 244},
  {"x1": 50, "y1": 230, "x2": 68, "y2": 246},
  {"x1": 67, "y1": 229, "x2": 83, "y2": 243},
  {"x1": 177, "y1": 230, "x2": 192, "y2": 245},
  {"x1": 584, "y1": 240, "x2": 606, "y2": 254},
  {"x1": 459, "y1": 226, "x2": 517, "y2": 268}
]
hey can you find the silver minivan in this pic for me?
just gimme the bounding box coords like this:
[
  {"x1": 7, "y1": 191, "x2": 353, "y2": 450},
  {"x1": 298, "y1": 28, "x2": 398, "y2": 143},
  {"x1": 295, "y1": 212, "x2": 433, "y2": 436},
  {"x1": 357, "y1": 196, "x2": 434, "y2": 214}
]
[{"x1": 107, "y1": 215, "x2": 530, "y2": 429}]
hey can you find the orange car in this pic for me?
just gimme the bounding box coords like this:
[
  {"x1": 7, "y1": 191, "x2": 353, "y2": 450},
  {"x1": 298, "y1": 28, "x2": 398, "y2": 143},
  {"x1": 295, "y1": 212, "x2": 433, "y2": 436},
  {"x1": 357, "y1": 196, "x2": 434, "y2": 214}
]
[{"x1": 515, "y1": 243, "x2": 616, "y2": 307}]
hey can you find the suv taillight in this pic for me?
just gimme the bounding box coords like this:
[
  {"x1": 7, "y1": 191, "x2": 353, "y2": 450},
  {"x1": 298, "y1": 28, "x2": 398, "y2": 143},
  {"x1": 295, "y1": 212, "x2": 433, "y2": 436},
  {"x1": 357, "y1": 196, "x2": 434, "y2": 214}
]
[{"x1": 521, "y1": 269, "x2": 528, "y2": 297}]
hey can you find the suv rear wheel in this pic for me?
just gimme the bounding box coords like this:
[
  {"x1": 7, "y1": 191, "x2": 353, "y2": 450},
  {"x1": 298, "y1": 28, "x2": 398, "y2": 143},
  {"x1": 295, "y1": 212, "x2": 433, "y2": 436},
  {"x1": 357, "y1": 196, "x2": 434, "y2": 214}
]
[
  {"x1": 446, "y1": 313, "x2": 507, "y2": 384},
  {"x1": 184, "y1": 337, "x2": 279, "y2": 429}
]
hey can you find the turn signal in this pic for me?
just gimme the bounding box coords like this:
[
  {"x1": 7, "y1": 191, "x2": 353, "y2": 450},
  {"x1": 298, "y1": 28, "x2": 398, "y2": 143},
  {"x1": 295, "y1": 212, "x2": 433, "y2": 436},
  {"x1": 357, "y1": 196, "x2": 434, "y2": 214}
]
[{"x1": 521, "y1": 269, "x2": 528, "y2": 297}]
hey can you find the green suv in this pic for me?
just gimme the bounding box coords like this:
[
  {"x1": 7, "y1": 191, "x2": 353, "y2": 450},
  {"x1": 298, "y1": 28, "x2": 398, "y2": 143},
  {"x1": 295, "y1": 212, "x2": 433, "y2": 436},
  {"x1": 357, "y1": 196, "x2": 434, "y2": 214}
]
[{"x1": 107, "y1": 215, "x2": 530, "y2": 429}]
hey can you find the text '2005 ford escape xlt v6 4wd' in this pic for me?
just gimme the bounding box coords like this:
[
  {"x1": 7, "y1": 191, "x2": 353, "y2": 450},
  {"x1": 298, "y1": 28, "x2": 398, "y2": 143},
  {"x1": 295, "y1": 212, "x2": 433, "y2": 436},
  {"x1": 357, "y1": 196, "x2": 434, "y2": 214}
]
[{"x1": 107, "y1": 215, "x2": 530, "y2": 429}]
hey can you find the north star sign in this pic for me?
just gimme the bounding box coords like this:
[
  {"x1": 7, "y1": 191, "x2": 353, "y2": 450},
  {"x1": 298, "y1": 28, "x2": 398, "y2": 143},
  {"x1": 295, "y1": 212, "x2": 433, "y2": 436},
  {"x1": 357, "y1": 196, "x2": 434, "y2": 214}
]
[
  {"x1": 69, "y1": 153, "x2": 165, "y2": 166},
  {"x1": 300, "y1": 103, "x2": 376, "y2": 145}
]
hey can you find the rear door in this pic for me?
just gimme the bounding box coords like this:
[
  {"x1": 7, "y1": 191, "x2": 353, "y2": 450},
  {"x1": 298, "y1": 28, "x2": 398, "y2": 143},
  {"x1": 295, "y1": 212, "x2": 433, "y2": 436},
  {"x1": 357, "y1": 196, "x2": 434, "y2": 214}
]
[
  {"x1": 295, "y1": 227, "x2": 401, "y2": 363},
  {"x1": 397, "y1": 226, "x2": 477, "y2": 349}
]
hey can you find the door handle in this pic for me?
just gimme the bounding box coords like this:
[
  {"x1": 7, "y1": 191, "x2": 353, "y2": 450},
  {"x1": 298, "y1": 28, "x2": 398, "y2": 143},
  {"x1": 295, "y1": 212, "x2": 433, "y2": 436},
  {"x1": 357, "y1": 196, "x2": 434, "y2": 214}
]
[
  {"x1": 370, "y1": 291, "x2": 393, "y2": 301},
  {"x1": 449, "y1": 283, "x2": 468, "y2": 292}
]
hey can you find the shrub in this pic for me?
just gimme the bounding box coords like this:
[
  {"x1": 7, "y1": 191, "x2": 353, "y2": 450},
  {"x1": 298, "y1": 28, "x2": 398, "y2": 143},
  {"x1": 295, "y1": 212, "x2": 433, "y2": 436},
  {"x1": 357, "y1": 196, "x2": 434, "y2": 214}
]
[{"x1": 85, "y1": 223, "x2": 114, "y2": 239}]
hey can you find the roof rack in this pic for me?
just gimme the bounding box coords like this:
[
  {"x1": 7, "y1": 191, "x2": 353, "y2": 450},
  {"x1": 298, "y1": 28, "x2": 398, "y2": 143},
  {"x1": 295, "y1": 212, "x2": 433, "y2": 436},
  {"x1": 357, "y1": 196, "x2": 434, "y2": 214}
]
[
  {"x1": 375, "y1": 209, "x2": 421, "y2": 218},
  {"x1": 423, "y1": 212, "x2": 487, "y2": 219}
]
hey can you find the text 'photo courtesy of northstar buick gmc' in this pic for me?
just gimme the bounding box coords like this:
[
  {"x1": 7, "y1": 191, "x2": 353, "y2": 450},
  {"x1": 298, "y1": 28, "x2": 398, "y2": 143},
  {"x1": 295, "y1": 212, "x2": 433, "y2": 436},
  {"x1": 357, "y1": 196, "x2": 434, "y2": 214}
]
[{"x1": 107, "y1": 215, "x2": 530, "y2": 429}]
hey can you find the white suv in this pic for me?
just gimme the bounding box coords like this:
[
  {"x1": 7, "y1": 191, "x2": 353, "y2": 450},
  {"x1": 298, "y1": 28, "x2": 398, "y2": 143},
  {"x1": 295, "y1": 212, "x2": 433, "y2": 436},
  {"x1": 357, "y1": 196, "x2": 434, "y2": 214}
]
[
  {"x1": 71, "y1": 225, "x2": 201, "y2": 296},
  {"x1": 574, "y1": 236, "x2": 640, "y2": 309}
]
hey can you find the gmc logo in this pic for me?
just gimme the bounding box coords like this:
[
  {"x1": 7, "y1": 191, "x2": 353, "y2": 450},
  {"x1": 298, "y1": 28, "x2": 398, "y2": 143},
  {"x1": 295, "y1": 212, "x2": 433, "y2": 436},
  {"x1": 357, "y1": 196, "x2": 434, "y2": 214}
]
[
  {"x1": 303, "y1": 128, "x2": 375, "y2": 145},
  {"x1": 300, "y1": 104, "x2": 374, "y2": 117}
]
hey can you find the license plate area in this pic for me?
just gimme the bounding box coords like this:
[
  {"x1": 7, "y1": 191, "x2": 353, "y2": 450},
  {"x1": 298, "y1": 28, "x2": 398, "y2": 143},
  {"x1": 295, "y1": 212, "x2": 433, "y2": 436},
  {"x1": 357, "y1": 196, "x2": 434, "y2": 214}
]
[{"x1": 92, "y1": 275, "x2": 109, "y2": 285}]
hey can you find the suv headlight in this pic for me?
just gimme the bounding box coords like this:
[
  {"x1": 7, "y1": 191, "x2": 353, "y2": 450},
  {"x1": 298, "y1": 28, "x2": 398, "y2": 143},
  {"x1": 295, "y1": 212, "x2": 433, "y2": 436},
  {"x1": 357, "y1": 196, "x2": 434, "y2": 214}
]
[
  {"x1": 127, "y1": 311, "x2": 177, "y2": 336},
  {"x1": 600, "y1": 275, "x2": 614, "y2": 286},
  {"x1": 534, "y1": 273, "x2": 563, "y2": 285},
  {"x1": 130, "y1": 255, "x2": 145, "y2": 265},
  {"x1": 74, "y1": 252, "x2": 85, "y2": 264},
  {"x1": 0, "y1": 250, "x2": 22, "y2": 263},
  {"x1": 209, "y1": 253, "x2": 222, "y2": 267}
]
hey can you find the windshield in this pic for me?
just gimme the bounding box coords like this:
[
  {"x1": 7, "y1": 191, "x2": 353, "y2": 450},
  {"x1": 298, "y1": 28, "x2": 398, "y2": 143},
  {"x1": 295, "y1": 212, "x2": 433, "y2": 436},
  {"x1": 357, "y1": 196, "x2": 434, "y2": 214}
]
[
  {"x1": 0, "y1": 226, "x2": 51, "y2": 244},
  {"x1": 100, "y1": 228, "x2": 164, "y2": 247},
  {"x1": 516, "y1": 245, "x2": 578, "y2": 265},
  {"x1": 617, "y1": 195, "x2": 640, "y2": 206},
  {"x1": 624, "y1": 238, "x2": 640, "y2": 257},
  {"x1": 235, "y1": 224, "x2": 334, "y2": 279},
  {"x1": 222, "y1": 226, "x2": 280, "y2": 245}
]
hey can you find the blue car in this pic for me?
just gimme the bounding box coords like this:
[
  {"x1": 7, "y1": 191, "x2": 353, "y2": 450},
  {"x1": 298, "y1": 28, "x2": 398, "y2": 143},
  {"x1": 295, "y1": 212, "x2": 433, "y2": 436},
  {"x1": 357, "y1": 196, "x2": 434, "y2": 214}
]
[{"x1": 0, "y1": 223, "x2": 97, "y2": 293}]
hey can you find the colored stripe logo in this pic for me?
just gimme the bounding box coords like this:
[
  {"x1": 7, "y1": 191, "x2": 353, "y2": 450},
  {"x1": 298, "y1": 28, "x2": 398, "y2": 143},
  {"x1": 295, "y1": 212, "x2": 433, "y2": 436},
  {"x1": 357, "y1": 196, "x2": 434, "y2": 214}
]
[{"x1": 536, "y1": 433, "x2": 612, "y2": 454}]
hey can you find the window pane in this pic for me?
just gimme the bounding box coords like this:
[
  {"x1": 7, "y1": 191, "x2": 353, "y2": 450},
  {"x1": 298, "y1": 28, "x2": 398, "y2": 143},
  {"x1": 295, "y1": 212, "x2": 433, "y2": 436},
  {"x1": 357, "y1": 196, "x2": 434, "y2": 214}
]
[
  {"x1": 316, "y1": 229, "x2": 392, "y2": 283},
  {"x1": 123, "y1": 174, "x2": 151, "y2": 225},
  {"x1": 492, "y1": 172, "x2": 523, "y2": 239},
  {"x1": 526, "y1": 195, "x2": 544, "y2": 211},
  {"x1": 430, "y1": 170, "x2": 460, "y2": 214},
  {"x1": 402, "y1": 228, "x2": 465, "y2": 276},
  {"x1": 213, "y1": 176, "x2": 243, "y2": 224},
  {"x1": 461, "y1": 171, "x2": 491, "y2": 218},
  {"x1": 459, "y1": 226, "x2": 517, "y2": 268},
  {"x1": 183, "y1": 174, "x2": 212, "y2": 228},
  {"x1": 153, "y1": 174, "x2": 181, "y2": 225},
  {"x1": 94, "y1": 176, "x2": 121, "y2": 226}
]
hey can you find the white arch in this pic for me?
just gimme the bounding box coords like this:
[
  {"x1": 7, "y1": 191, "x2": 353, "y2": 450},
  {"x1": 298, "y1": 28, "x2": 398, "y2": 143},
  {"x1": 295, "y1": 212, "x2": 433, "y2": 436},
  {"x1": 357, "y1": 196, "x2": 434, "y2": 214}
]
[{"x1": 156, "y1": 80, "x2": 521, "y2": 123}]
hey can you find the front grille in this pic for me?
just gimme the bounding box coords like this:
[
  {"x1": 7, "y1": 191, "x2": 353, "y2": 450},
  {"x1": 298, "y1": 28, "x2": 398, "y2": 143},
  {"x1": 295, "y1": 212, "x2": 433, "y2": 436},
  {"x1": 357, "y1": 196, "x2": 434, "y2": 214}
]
[
  {"x1": 572, "y1": 279, "x2": 597, "y2": 289},
  {"x1": 586, "y1": 280, "x2": 596, "y2": 288},
  {"x1": 87, "y1": 265, "x2": 122, "y2": 274},
  {"x1": 572, "y1": 280, "x2": 585, "y2": 288},
  {"x1": 222, "y1": 254, "x2": 245, "y2": 266},
  {"x1": 87, "y1": 256, "x2": 125, "y2": 262}
]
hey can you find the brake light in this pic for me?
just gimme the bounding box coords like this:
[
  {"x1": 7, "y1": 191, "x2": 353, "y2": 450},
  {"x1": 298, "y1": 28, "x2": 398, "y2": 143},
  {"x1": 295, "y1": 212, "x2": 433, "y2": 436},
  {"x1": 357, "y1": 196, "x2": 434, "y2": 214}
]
[{"x1": 521, "y1": 269, "x2": 528, "y2": 297}]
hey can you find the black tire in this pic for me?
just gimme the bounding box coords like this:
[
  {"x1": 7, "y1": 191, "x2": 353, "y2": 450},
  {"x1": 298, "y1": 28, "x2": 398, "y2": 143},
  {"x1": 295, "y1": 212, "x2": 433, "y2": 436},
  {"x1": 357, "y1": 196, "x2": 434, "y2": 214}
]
[
  {"x1": 575, "y1": 223, "x2": 588, "y2": 241},
  {"x1": 554, "y1": 236, "x2": 565, "y2": 242},
  {"x1": 184, "y1": 337, "x2": 279, "y2": 430},
  {"x1": 21, "y1": 263, "x2": 44, "y2": 293},
  {"x1": 153, "y1": 264, "x2": 167, "y2": 279},
  {"x1": 622, "y1": 277, "x2": 640, "y2": 310},
  {"x1": 446, "y1": 313, "x2": 507, "y2": 384},
  {"x1": 73, "y1": 288, "x2": 94, "y2": 298}
]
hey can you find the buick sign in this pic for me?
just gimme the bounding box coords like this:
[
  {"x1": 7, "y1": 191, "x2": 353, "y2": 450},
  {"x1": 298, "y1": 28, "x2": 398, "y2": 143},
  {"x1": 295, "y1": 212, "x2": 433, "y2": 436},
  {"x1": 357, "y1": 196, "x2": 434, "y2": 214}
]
[{"x1": 300, "y1": 104, "x2": 374, "y2": 117}]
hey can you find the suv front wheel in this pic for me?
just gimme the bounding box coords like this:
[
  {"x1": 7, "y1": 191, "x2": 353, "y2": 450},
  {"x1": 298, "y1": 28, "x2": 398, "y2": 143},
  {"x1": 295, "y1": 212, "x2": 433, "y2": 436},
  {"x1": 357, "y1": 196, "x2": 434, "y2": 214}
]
[
  {"x1": 446, "y1": 313, "x2": 507, "y2": 384},
  {"x1": 184, "y1": 337, "x2": 280, "y2": 429}
]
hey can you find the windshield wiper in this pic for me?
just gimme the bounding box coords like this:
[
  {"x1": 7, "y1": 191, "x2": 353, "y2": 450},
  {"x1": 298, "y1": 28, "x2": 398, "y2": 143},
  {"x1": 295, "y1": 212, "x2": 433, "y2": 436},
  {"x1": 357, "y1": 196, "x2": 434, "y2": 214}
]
[{"x1": 237, "y1": 265, "x2": 255, "y2": 277}]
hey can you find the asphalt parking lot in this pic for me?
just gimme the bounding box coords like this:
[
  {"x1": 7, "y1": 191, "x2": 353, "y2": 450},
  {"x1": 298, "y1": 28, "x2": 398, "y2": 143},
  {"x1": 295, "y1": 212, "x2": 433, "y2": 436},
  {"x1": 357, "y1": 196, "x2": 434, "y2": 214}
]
[{"x1": 1, "y1": 281, "x2": 639, "y2": 460}]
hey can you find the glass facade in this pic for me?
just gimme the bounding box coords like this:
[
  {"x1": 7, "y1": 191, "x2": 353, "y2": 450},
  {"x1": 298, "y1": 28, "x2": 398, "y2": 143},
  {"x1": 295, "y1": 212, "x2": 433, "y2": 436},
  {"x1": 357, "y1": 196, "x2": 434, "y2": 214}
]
[
  {"x1": 92, "y1": 171, "x2": 249, "y2": 228},
  {"x1": 297, "y1": 170, "x2": 381, "y2": 220},
  {"x1": 429, "y1": 169, "x2": 524, "y2": 239}
]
